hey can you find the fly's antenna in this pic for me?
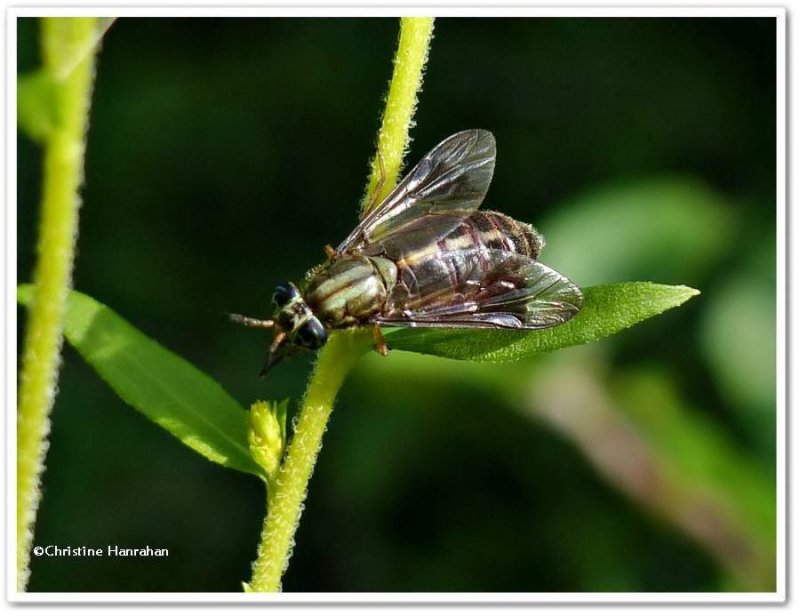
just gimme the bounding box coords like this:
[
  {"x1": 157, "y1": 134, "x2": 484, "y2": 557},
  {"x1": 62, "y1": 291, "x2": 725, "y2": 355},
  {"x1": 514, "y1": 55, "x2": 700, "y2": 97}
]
[
  {"x1": 228, "y1": 313, "x2": 275, "y2": 330},
  {"x1": 228, "y1": 312, "x2": 283, "y2": 376}
]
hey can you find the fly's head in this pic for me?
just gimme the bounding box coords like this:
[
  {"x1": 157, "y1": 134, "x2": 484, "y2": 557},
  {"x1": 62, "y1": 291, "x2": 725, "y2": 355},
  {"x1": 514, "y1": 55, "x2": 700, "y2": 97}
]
[
  {"x1": 230, "y1": 281, "x2": 327, "y2": 376},
  {"x1": 272, "y1": 282, "x2": 328, "y2": 351}
]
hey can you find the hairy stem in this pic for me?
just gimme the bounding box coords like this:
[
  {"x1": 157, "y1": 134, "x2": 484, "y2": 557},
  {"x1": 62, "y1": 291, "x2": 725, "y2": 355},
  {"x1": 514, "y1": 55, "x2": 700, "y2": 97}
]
[
  {"x1": 17, "y1": 17, "x2": 98, "y2": 591},
  {"x1": 247, "y1": 330, "x2": 371, "y2": 591},
  {"x1": 363, "y1": 17, "x2": 435, "y2": 210},
  {"x1": 246, "y1": 17, "x2": 435, "y2": 592}
]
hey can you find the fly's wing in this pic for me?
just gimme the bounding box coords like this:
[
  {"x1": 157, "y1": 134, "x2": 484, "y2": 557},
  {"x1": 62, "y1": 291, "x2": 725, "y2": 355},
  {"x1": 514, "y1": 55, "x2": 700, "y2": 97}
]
[
  {"x1": 372, "y1": 248, "x2": 582, "y2": 329},
  {"x1": 336, "y1": 130, "x2": 496, "y2": 254}
]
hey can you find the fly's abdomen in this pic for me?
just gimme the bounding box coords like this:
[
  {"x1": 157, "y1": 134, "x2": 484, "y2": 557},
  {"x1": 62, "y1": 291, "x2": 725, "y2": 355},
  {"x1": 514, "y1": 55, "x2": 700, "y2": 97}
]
[
  {"x1": 452, "y1": 211, "x2": 543, "y2": 259},
  {"x1": 384, "y1": 211, "x2": 543, "y2": 314},
  {"x1": 391, "y1": 211, "x2": 541, "y2": 269},
  {"x1": 304, "y1": 255, "x2": 397, "y2": 327}
]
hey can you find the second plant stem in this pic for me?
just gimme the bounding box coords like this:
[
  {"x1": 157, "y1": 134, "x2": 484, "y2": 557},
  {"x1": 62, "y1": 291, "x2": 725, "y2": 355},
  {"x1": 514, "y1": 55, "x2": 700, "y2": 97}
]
[{"x1": 17, "y1": 17, "x2": 98, "y2": 591}]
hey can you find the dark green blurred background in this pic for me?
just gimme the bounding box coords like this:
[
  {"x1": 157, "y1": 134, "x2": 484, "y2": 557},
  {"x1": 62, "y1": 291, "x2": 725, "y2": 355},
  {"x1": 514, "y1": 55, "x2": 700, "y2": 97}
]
[{"x1": 17, "y1": 17, "x2": 777, "y2": 592}]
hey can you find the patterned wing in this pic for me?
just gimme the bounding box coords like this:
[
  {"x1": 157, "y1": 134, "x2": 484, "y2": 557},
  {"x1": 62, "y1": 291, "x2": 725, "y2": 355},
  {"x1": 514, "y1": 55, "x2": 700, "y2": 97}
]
[
  {"x1": 336, "y1": 130, "x2": 496, "y2": 254},
  {"x1": 372, "y1": 248, "x2": 583, "y2": 329}
]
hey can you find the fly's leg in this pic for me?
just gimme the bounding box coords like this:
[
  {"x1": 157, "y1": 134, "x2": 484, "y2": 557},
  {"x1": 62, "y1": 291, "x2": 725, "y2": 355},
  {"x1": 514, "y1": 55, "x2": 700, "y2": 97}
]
[
  {"x1": 323, "y1": 244, "x2": 336, "y2": 259},
  {"x1": 372, "y1": 323, "x2": 389, "y2": 357}
]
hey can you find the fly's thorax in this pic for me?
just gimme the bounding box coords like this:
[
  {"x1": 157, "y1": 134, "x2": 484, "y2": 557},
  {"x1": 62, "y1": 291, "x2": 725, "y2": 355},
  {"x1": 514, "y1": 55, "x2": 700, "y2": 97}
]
[{"x1": 303, "y1": 255, "x2": 397, "y2": 326}]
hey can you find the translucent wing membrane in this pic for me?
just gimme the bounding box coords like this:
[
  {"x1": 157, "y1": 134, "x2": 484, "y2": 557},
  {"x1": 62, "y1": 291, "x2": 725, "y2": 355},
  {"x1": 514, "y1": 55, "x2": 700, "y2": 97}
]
[
  {"x1": 373, "y1": 248, "x2": 583, "y2": 329},
  {"x1": 337, "y1": 129, "x2": 496, "y2": 254}
]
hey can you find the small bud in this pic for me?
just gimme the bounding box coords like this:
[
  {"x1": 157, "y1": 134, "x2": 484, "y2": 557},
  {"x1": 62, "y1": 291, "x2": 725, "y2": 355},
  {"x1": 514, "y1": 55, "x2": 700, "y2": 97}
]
[{"x1": 248, "y1": 399, "x2": 288, "y2": 485}]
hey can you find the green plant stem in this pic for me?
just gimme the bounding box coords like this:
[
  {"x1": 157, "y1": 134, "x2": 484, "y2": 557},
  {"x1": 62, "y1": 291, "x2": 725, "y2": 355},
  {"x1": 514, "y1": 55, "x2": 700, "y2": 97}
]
[
  {"x1": 247, "y1": 330, "x2": 372, "y2": 591},
  {"x1": 17, "y1": 17, "x2": 97, "y2": 591},
  {"x1": 247, "y1": 17, "x2": 435, "y2": 592},
  {"x1": 363, "y1": 17, "x2": 435, "y2": 210}
]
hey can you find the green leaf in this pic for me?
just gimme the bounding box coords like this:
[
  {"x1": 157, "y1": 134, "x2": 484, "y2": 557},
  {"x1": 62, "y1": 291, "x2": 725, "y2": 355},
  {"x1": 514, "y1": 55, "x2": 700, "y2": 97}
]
[
  {"x1": 19, "y1": 18, "x2": 117, "y2": 143},
  {"x1": 248, "y1": 399, "x2": 289, "y2": 486},
  {"x1": 18, "y1": 71, "x2": 60, "y2": 142},
  {"x1": 383, "y1": 282, "x2": 699, "y2": 361},
  {"x1": 17, "y1": 285, "x2": 264, "y2": 480}
]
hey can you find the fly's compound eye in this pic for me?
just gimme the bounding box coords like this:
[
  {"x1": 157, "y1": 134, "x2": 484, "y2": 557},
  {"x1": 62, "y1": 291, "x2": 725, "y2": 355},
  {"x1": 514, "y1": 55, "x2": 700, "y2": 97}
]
[
  {"x1": 295, "y1": 319, "x2": 328, "y2": 349},
  {"x1": 272, "y1": 283, "x2": 299, "y2": 308}
]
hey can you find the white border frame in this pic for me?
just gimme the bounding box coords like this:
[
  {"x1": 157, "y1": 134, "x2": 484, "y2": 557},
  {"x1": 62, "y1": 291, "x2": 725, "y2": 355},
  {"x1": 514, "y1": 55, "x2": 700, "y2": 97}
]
[{"x1": 6, "y1": 3, "x2": 786, "y2": 604}]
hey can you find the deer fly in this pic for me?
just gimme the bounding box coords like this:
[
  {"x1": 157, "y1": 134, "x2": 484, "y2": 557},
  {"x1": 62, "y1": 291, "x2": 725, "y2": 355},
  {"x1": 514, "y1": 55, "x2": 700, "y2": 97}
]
[{"x1": 231, "y1": 129, "x2": 583, "y2": 374}]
